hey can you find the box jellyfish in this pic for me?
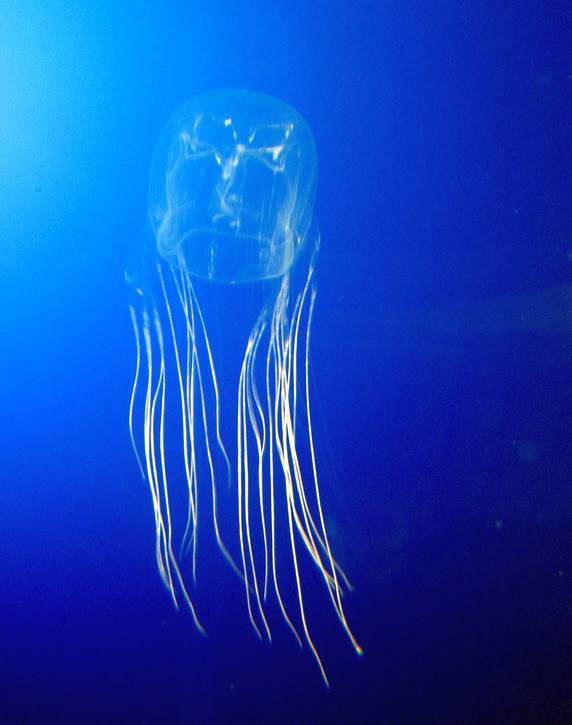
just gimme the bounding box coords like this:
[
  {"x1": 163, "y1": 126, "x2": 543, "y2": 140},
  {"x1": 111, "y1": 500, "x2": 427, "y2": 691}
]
[{"x1": 126, "y1": 89, "x2": 361, "y2": 682}]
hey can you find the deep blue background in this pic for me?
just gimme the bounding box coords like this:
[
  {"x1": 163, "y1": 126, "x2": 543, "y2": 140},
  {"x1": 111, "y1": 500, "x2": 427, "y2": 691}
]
[{"x1": 1, "y1": 1, "x2": 571, "y2": 722}]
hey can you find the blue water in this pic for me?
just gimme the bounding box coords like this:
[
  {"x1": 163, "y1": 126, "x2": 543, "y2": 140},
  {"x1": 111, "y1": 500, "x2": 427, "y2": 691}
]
[{"x1": 1, "y1": 2, "x2": 571, "y2": 722}]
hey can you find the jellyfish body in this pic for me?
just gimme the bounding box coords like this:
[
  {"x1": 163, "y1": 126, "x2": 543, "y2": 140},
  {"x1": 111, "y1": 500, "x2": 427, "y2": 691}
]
[{"x1": 127, "y1": 89, "x2": 361, "y2": 682}]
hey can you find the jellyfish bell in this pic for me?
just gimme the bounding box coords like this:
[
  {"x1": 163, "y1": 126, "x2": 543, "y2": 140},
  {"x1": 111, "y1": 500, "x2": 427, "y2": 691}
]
[
  {"x1": 148, "y1": 89, "x2": 318, "y2": 284},
  {"x1": 127, "y1": 89, "x2": 361, "y2": 684}
]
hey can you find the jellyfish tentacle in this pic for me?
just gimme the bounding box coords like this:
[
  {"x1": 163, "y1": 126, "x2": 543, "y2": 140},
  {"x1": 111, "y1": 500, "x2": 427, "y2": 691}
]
[
  {"x1": 283, "y1": 275, "x2": 344, "y2": 589},
  {"x1": 266, "y1": 281, "x2": 329, "y2": 684},
  {"x1": 265, "y1": 320, "x2": 303, "y2": 648},
  {"x1": 141, "y1": 308, "x2": 174, "y2": 600},
  {"x1": 154, "y1": 307, "x2": 206, "y2": 634},
  {"x1": 128, "y1": 304, "x2": 145, "y2": 480},
  {"x1": 236, "y1": 319, "x2": 279, "y2": 640},
  {"x1": 274, "y1": 279, "x2": 328, "y2": 579},
  {"x1": 157, "y1": 264, "x2": 198, "y2": 574},
  {"x1": 246, "y1": 316, "x2": 270, "y2": 601},
  {"x1": 242, "y1": 318, "x2": 272, "y2": 640},
  {"x1": 135, "y1": 296, "x2": 207, "y2": 634},
  {"x1": 130, "y1": 281, "x2": 206, "y2": 630},
  {"x1": 282, "y1": 263, "x2": 362, "y2": 656},
  {"x1": 188, "y1": 274, "x2": 243, "y2": 581},
  {"x1": 180, "y1": 270, "x2": 199, "y2": 563},
  {"x1": 288, "y1": 293, "x2": 304, "y2": 434},
  {"x1": 170, "y1": 266, "x2": 200, "y2": 573},
  {"x1": 269, "y1": 291, "x2": 329, "y2": 685},
  {"x1": 172, "y1": 265, "x2": 243, "y2": 581},
  {"x1": 282, "y1": 264, "x2": 342, "y2": 577},
  {"x1": 281, "y1": 274, "x2": 330, "y2": 567},
  {"x1": 186, "y1": 269, "x2": 232, "y2": 489},
  {"x1": 155, "y1": 307, "x2": 176, "y2": 596},
  {"x1": 237, "y1": 341, "x2": 263, "y2": 639},
  {"x1": 304, "y1": 289, "x2": 362, "y2": 655}
]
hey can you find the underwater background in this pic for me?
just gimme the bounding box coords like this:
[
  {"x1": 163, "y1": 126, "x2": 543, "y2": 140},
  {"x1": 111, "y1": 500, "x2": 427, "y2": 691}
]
[{"x1": 1, "y1": 1, "x2": 571, "y2": 722}]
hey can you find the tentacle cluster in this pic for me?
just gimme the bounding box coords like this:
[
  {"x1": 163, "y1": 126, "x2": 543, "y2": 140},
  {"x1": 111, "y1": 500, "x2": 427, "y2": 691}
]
[{"x1": 128, "y1": 254, "x2": 361, "y2": 684}]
